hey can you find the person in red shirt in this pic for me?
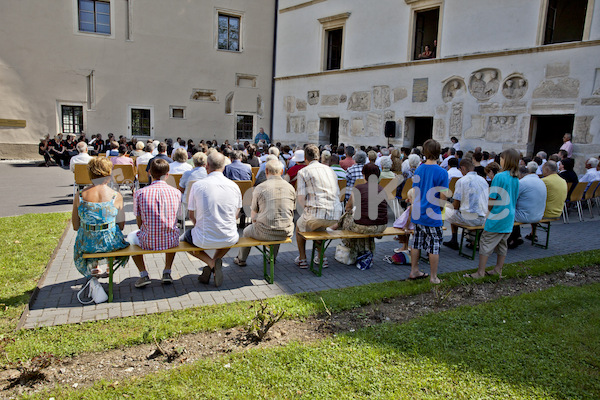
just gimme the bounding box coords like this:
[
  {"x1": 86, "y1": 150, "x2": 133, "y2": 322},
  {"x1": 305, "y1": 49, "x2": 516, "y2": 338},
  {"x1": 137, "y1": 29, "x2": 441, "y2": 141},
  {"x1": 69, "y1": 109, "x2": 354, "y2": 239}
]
[
  {"x1": 339, "y1": 146, "x2": 356, "y2": 170},
  {"x1": 127, "y1": 159, "x2": 182, "y2": 288}
]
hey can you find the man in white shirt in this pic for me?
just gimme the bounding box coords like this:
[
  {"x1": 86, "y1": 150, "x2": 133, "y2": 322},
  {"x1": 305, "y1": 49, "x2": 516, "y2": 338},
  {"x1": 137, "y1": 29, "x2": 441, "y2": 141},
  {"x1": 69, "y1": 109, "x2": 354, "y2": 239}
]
[
  {"x1": 440, "y1": 148, "x2": 456, "y2": 170},
  {"x1": 443, "y1": 159, "x2": 489, "y2": 250},
  {"x1": 446, "y1": 157, "x2": 463, "y2": 179},
  {"x1": 580, "y1": 158, "x2": 600, "y2": 193},
  {"x1": 535, "y1": 151, "x2": 547, "y2": 175},
  {"x1": 183, "y1": 152, "x2": 242, "y2": 287},
  {"x1": 69, "y1": 142, "x2": 93, "y2": 172},
  {"x1": 135, "y1": 143, "x2": 154, "y2": 168}
]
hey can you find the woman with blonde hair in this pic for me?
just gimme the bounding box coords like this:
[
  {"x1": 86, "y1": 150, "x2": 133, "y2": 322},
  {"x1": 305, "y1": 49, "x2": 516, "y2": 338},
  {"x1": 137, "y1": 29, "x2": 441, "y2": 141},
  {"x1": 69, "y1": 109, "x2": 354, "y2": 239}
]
[
  {"x1": 72, "y1": 158, "x2": 129, "y2": 278},
  {"x1": 169, "y1": 147, "x2": 193, "y2": 174},
  {"x1": 465, "y1": 148, "x2": 520, "y2": 279}
]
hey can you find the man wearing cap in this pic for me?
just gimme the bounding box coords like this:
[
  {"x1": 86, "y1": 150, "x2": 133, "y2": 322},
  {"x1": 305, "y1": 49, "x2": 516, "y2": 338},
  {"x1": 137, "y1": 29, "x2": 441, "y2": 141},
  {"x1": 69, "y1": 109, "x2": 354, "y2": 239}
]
[{"x1": 284, "y1": 149, "x2": 307, "y2": 188}]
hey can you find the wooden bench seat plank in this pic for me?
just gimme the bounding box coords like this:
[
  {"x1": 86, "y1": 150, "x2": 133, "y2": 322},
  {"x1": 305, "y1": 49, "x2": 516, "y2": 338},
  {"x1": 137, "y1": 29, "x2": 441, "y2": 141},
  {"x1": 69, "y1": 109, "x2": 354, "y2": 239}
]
[{"x1": 297, "y1": 227, "x2": 408, "y2": 241}]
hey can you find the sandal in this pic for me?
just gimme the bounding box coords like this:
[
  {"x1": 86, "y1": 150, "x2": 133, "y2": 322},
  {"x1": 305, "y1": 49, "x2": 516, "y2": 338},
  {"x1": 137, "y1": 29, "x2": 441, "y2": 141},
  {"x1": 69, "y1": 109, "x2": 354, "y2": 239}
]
[
  {"x1": 91, "y1": 268, "x2": 109, "y2": 279},
  {"x1": 233, "y1": 256, "x2": 247, "y2": 267},
  {"x1": 294, "y1": 256, "x2": 308, "y2": 269},
  {"x1": 313, "y1": 256, "x2": 328, "y2": 269}
]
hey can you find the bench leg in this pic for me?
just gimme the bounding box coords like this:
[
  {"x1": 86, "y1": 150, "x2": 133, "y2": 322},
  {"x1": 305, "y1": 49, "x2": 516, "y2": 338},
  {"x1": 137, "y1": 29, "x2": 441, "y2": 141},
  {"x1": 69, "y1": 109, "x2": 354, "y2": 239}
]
[
  {"x1": 108, "y1": 257, "x2": 114, "y2": 303},
  {"x1": 258, "y1": 245, "x2": 275, "y2": 284},
  {"x1": 532, "y1": 221, "x2": 551, "y2": 250},
  {"x1": 309, "y1": 240, "x2": 332, "y2": 277}
]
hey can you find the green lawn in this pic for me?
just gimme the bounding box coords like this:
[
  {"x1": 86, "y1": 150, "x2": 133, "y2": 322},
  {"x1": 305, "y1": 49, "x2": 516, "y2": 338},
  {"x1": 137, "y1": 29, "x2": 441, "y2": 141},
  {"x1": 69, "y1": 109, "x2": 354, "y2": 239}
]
[
  {"x1": 29, "y1": 283, "x2": 600, "y2": 399},
  {"x1": 0, "y1": 212, "x2": 70, "y2": 335}
]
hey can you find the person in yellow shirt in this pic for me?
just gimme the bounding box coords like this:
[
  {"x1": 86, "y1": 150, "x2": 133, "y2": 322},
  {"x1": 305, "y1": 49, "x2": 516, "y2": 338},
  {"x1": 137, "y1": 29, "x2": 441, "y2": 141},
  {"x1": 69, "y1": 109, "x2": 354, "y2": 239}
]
[{"x1": 529, "y1": 161, "x2": 567, "y2": 241}]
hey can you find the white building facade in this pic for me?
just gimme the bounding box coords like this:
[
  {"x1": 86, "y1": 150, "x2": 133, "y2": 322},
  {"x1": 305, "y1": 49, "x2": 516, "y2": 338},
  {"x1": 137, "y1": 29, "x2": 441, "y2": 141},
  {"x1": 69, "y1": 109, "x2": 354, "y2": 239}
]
[
  {"x1": 0, "y1": 0, "x2": 275, "y2": 158},
  {"x1": 273, "y1": 0, "x2": 600, "y2": 172}
]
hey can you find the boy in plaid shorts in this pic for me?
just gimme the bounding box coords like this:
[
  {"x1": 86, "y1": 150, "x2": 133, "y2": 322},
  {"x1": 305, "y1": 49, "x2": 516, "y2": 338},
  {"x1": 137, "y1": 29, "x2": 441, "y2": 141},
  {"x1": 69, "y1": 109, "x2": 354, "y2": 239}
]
[{"x1": 409, "y1": 139, "x2": 448, "y2": 284}]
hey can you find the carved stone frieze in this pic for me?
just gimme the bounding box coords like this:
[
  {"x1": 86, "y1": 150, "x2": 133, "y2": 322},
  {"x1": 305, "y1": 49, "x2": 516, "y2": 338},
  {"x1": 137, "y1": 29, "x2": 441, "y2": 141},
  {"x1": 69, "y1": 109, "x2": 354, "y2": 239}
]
[
  {"x1": 412, "y1": 78, "x2": 428, "y2": 102},
  {"x1": 442, "y1": 77, "x2": 465, "y2": 103},
  {"x1": 347, "y1": 91, "x2": 371, "y2": 111},
  {"x1": 545, "y1": 62, "x2": 570, "y2": 79},
  {"x1": 464, "y1": 115, "x2": 485, "y2": 139},
  {"x1": 532, "y1": 78, "x2": 579, "y2": 98},
  {"x1": 573, "y1": 116, "x2": 594, "y2": 144},
  {"x1": 502, "y1": 102, "x2": 527, "y2": 114},
  {"x1": 340, "y1": 119, "x2": 349, "y2": 137},
  {"x1": 449, "y1": 103, "x2": 463, "y2": 138},
  {"x1": 436, "y1": 105, "x2": 448, "y2": 115},
  {"x1": 367, "y1": 113, "x2": 383, "y2": 137},
  {"x1": 339, "y1": 94, "x2": 347, "y2": 103},
  {"x1": 296, "y1": 99, "x2": 307, "y2": 111},
  {"x1": 433, "y1": 119, "x2": 446, "y2": 141},
  {"x1": 384, "y1": 110, "x2": 395, "y2": 120},
  {"x1": 479, "y1": 103, "x2": 500, "y2": 114},
  {"x1": 307, "y1": 91, "x2": 320, "y2": 105},
  {"x1": 468, "y1": 69, "x2": 501, "y2": 101},
  {"x1": 502, "y1": 75, "x2": 528, "y2": 100},
  {"x1": 485, "y1": 115, "x2": 518, "y2": 142},
  {"x1": 351, "y1": 118, "x2": 365, "y2": 136},
  {"x1": 321, "y1": 95, "x2": 340, "y2": 106},
  {"x1": 581, "y1": 98, "x2": 600, "y2": 106},
  {"x1": 287, "y1": 115, "x2": 306, "y2": 134},
  {"x1": 373, "y1": 85, "x2": 391, "y2": 109},
  {"x1": 191, "y1": 89, "x2": 217, "y2": 102},
  {"x1": 284, "y1": 96, "x2": 296, "y2": 113},
  {"x1": 393, "y1": 87, "x2": 408, "y2": 102}
]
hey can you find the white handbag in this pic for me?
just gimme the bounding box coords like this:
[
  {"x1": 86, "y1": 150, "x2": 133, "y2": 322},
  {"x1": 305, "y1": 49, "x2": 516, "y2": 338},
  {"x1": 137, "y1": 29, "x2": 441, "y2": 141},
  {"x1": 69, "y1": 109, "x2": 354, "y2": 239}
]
[
  {"x1": 77, "y1": 277, "x2": 108, "y2": 305},
  {"x1": 334, "y1": 244, "x2": 356, "y2": 265}
]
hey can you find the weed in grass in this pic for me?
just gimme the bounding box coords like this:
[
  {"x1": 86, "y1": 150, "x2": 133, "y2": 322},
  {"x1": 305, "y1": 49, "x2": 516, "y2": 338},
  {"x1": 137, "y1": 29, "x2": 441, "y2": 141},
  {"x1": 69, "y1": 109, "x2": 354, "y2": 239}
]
[
  {"x1": 246, "y1": 300, "x2": 285, "y2": 342},
  {"x1": 8, "y1": 352, "x2": 57, "y2": 387},
  {"x1": 432, "y1": 285, "x2": 453, "y2": 307}
]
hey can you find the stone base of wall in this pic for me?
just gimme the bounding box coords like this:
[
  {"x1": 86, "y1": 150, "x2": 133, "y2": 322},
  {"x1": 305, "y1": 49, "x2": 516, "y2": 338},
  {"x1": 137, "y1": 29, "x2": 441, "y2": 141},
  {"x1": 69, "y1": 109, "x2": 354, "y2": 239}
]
[{"x1": 0, "y1": 143, "x2": 40, "y2": 160}]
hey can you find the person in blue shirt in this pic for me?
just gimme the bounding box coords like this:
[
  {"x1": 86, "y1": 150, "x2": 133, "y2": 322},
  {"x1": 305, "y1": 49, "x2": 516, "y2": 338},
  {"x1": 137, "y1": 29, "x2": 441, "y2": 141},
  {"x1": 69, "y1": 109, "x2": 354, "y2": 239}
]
[
  {"x1": 409, "y1": 139, "x2": 449, "y2": 284},
  {"x1": 254, "y1": 127, "x2": 270, "y2": 144},
  {"x1": 465, "y1": 148, "x2": 520, "y2": 279},
  {"x1": 224, "y1": 150, "x2": 252, "y2": 181}
]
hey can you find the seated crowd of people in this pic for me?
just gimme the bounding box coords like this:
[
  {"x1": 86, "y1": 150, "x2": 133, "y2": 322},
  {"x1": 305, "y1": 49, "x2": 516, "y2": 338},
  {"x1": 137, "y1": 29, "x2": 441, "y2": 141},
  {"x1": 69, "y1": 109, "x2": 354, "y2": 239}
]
[{"x1": 71, "y1": 131, "x2": 600, "y2": 288}]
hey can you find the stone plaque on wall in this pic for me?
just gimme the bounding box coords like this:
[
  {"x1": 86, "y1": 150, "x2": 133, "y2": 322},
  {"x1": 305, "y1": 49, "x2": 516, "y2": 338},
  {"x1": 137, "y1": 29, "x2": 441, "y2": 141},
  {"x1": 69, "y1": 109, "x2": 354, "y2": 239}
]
[
  {"x1": 384, "y1": 110, "x2": 395, "y2": 121},
  {"x1": 393, "y1": 87, "x2": 408, "y2": 102},
  {"x1": 284, "y1": 96, "x2": 296, "y2": 113},
  {"x1": 433, "y1": 119, "x2": 446, "y2": 141},
  {"x1": 373, "y1": 85, "x2": 391, "y2": 109},
  {"x1": 449, "y1": 103, "x2": 463, "y2": 138},
  {"x1": 442, "y1": 78, "x2": 465, "y2": 103},
  {"x1": 468, "y1": 69, "x2": 501, "y2": 101},
  {"x1": 546, "y1": 62, "x2": 570, "y2": 79},
  {"x1": 351, "y1": 118, "x2": 365, "y2": 136},
  {"x1": 412, "y1": 78, "x2": 428, "y2": 102},
  {"x1": 339, "y1": 94, "x2": 347, "y2": 103},
  {"x1": 340, "y1": 119, "x2": 349, "y2": 137},
  {"x1": 573, "y1": 116, "x2": 594, "y2": 144},
  {"x1": 594, "y1": 69, "x2": 600, "y2": 95},
  {"x1": 366, "y1": 113, "x2": 383, "y2": 137},
  {"x1": 485, "y1": 115, "x2": 518, "y2": 142},
  {"x1": 287, "y1": 115, "x2": 306, "y2": 133},
  {"x1": 307, "y1": 91, "x2": 320, "y2": 105},
  {"x1": 532, "y1": 78, "x2": 579, "y2": 98},
  {"x1": 502, "y1": 75, "x2": 528, "y2": 100},
  {"x1": 347, "y1": 91, "x2": 371, "y2": 111},
  {"x1": 464, "y1": 115, "x2": 485, "y2": 139},
  {"x1": 581, "y1": 98, "x2": 600, "y2": 106},
  {"x1": 321, "y1": 95, "x2": 340, "y2": 106},
  {"x1": 436, "y1": 105, "x2": 448, "y2": 115},
  {"x1": 296, "y1": 99, "x2": 307, "y2": 111},
  {"x1": 479, "y1": 103, "x2": 500, "y2": 114}
]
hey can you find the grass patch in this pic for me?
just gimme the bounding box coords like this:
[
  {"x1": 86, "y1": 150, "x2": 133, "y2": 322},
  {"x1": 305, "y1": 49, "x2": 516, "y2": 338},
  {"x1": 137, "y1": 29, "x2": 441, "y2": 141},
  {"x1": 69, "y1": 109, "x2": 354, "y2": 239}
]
[
  {"x1": 4, "y1": 247, "x2": 600, "y2": 365},
  {"x1": 0, "y1": 212, "x2": 70, "y2": 335},
  {"x1": 31, "y1": 283, "x2": 600, "y2": 399}
]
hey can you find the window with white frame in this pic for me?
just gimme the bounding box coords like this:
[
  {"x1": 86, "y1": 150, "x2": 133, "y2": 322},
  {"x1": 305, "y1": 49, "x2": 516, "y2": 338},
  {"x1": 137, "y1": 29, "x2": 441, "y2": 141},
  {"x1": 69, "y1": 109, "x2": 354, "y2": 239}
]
[
  {"x1": 218, "y1": 13, "x2": 241, "y2": 51},
  {"x1": 78, "y1": 0, "x2": 111, "y2": 34},
  {"x1": 236, "y1": 115, "x2": 254, "y2": 140},
  {"x1": 319, "y1": 13, "x2": 350, "y2": 71},
  {"x1": 543, "y1": 0, "x2": 589, "y2": 44},
  {"x1": 170, "y1": 106, "x2": 186, "y2": 119},
  {"x1": 61, "y1": 105, "x2": 84, "y2": 134}
]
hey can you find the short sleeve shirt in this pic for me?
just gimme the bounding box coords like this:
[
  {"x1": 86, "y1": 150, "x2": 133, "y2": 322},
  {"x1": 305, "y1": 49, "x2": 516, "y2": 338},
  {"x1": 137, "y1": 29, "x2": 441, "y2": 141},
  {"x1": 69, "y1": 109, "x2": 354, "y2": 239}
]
[
  {"x1": 411, "y1": 163, "x2": 449, "y2": 227},
  {"x1": 514, "y1": 174, "x2": 547, "y2": 223},
  {"x1": 454, "y1": 172, "x2": 489, "y2": 218},
  {"x1": 484, "y1": 171, "x2": 519, "y2": 233}
]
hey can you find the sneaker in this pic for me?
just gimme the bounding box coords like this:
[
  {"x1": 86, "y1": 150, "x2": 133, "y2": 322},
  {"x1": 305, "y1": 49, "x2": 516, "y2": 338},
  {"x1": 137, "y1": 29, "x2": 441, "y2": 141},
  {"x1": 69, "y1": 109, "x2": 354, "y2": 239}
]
[
  {"x1": 161, "y1": 272, "x2": 173, "y2": 284},
  {"x1": 134, "y1": 275, "x2": 151, "y2": 288},
  {"x1": 213, "y1": 259, "x2": 223, "y2": 287},
  {"x1": 313, "y1": 256, "x2": 328, "y2": 268},
  {"x1": 294, "y1": 256, "x2": 308, "y2": 269},
  {"x1": 198, "y1": 266, "x2": 211, "y2": 284},
  {"x1": 443, "y1": 240, "x2": 460, "y2": 250}
]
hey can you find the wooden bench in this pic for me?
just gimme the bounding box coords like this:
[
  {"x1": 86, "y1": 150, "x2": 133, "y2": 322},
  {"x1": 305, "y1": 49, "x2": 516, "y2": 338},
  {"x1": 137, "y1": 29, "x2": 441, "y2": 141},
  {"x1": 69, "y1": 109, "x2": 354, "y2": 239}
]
[
  {"x1": 454, "y1": 218, "x2": 559, "y2": 260},
  {"x1": 297, "y1": 227, "x2": 410, "y2": 277},
  {"x1": 83, "y1": 237, "x2": 292, "y2": 302}
]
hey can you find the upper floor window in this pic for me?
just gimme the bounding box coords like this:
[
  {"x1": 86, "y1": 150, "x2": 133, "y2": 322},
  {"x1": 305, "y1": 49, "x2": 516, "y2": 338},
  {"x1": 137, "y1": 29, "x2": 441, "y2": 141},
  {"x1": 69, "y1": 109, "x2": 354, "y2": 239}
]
[
  {"x1": 413, "y1": 8, "x2": 439, "y2": 60},
  {"x1": 319, "y1": 12, "x2": 350, "y2": 71},
  {"x1": 78, "y1": 0, "x2": 111, "y2": 35},
  {"x1": 543, "y1": 0, "x2": 588, "y2": 44},
  {"x1": 218, "y1": 14, "x2": 240, "y2": 51}
]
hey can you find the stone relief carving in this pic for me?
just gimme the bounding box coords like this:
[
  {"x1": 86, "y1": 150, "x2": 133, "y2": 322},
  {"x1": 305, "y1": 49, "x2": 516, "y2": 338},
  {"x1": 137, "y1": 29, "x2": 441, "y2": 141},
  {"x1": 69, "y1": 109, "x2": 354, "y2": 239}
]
[
  {"x1": 485, "y1": 115, "x2": 517, "y2": 142},
  {"x1": 257, "y1": 95, "x2": 263, "y2": 117},
  {"x1": 449, "y1": 103, "x2": 463, "y2": 138},
  {"x1": 284, "y1": 96, "x2": 296, "y2": 113},
  {"x1": 464, "y1": 115, "x2": 485, "y2": 139},
  {"x1": 502, "y1": 75, "x2": 528, "y2": 100},
  {"x1": 532, "y1": 78, "x2": 579, "y2": 98},
  {"x1": 442, "y1": 77, "x2": 465, "y2": 103},
  {"x1": 224, "y1": 92, "x2": 234, "y2": 114},
  {"x1": 384, "y1": 110, "x2": 395, "y2": 121},
  {"x1": 307, "y1": 91, "x2": 320, "y2": 105},
  {"x1": 468, "y1": 69, "x2": 500, "y2": 101},
  {"x1": 393, "y1": 87, "x2": 408, "y2": 102},
  {"x1": 519, "y1": 116, "x2": 530, "y2": 144},
  {"x1": 373, "y1": 86, "x2": 391, "y2": 109},
  {"x1": 433, "y1": 119, "x2": 446, "y2": 141},
  {"x1": 191, "y1": 89, "x2": 217, "y2": 101},
  {"x1": 339, "y1": 94, "x2": 347, "y2": 103},
  {"x1": 479, "y1": 103, "x2": 500, "y2": 114},
  {"x1": 351, "y1": 118, "x2": 365, "y2": 137},
  {"x1": 367, "y1": 113, "x2": 383, "y2": 137},
  {"x1": 296, "y1": 98, "x2": 307, "y2": 111},
  {"x1": 502, "y1": 102, "x2": 527, "y2": 114},
  {"x1": 340, "y1": 119, "x2": 349, "y2": 137},
  {"x1": 321, "y1": 95, "x2": 339, "y2": 106},
  {"x1": 546, "y1": 62, "x2": 569, "y2": 79},
  {"x1": 287, "y1": 115, "x2": 306, "y2": 134},
  {"x1": 347, "y1": 91, "x2": 371, "y2": 111},
  {"x1": 412, "y1": 78, "x2": 428, "y2": 102},
  {"x1": 593, "y1": 69, "x2": 600, "y2": 95},
  {"x1": 573, "y1": 116, "x2": 593, "y2": 144},
  {"x1": 582, "y1": 98, "x2": 600, "y2": 106},
  {"x1": 436, "y1": 105, "x2": 448, "y2": 115}
]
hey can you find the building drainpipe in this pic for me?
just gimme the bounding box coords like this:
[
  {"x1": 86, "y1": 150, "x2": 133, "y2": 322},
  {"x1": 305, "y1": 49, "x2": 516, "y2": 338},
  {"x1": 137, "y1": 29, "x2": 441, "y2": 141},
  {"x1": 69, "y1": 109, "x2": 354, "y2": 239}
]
[{"x1": 269, "y1": 0, "x2": 279, "y2": 143}]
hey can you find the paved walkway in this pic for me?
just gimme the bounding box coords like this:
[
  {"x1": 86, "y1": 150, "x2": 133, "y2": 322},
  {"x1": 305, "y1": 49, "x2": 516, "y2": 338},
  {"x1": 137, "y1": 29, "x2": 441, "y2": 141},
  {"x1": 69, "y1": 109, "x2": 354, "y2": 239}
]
[{"x1": 21, "y1": 192, "x2": 600, "y2": 328}]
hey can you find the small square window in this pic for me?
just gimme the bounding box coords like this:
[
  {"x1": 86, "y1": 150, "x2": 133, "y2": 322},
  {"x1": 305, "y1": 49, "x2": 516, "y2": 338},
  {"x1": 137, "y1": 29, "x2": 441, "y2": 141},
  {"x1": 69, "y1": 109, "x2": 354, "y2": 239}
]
[
  {"x1": 61, "y1": 105, "x2": 84, "y2": 134},
  {"x1": 218, "y1": 14, "x2": 240, "y2": 51},
  {"x1": 170, "y1": 106, "x2": 186, "y2": 119},
  {"x1": 78, "y1": 0, "x2": 111, "y2": 35}
]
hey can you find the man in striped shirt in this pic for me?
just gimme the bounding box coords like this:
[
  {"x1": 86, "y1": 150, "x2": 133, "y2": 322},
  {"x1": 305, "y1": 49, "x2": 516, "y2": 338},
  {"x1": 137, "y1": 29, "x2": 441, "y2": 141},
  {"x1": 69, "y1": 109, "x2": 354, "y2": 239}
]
[{"x1": 127, "y1": 159, "x2": 182, "y2": 288}]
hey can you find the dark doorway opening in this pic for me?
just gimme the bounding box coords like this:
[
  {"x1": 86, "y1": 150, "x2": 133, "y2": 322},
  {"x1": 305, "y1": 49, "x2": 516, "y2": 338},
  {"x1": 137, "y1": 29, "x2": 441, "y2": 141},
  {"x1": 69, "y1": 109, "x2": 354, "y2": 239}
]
[
  {"x1": 530, "y1": 115, "x2": 574, "y2": 156},
  {"x1": 319, "y1": 118, "x2": 339, "y2": 146},
  {"x1": 407, "y1": 117, "x2": 433, "y2": 147},
  {"x1": 544, "y1": 0, "x2": 588, "y2": 44},
  {"x1": 414, "y1": 8, "x2": 439, "y2": 60}
]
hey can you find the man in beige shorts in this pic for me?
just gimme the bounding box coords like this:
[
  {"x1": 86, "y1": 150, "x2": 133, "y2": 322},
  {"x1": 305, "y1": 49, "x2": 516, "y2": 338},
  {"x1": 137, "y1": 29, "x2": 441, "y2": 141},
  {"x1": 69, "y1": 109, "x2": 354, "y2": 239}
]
[{"x1": 295, "y1": 144, "x2": 343, "y2": 268}]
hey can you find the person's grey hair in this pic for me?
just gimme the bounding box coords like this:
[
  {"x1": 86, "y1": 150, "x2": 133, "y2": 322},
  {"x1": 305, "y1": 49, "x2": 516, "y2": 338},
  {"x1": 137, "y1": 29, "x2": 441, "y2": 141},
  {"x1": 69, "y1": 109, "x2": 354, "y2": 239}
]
[
  {"x1": 380, "y1": 156, "x2": 392, "y2": 170},
  {"x1": 354, "y1": 150, "x2": 367, "y2": 164},
  {"x1": 76, "y1": 141, "x2": 88, "y2": 153},
  {"x1": 265, "y1": 159, "x2": 283, "y2": 175},
  {"x1": 588, "y1": 157, "x2": 599, "y2": 168},
  {"x1": 232, "y1": 150, "x2": 243, "y2": 160},
  {"x1": 136, "y1": 141, "x2": 145, "y2": 150},
  {"x1": 145, "y1": 142, "x2": 155, "y2": 152},
  {"x1": 320, "y1": 150, "x2": 331, "y2": 164},
  {"x1": 265, "y1": 155, "x2": 278, "y2": 163},
  {"x1": 526, "y1": 161, "x2": 539, "y2": 174},
  {"x1": 268, "y1": 147, "x2": 280, "y2": 157},
  {"x1": 207, "y1": 152, "x2": 226, "y2": 171},
  {"x1": 173, "y1": 148, "x2": 188, "y2": 163},
  {"x1": 543, "y1": 160, "x2": 558, "y2": 174},
  {"x1": 408, "y1": 154, "x2": 421, "y2": 168},
  {"x1": 192, "y1": 152, "x2": 207, "y2": 167},
  {"x1": 536, "y1": 151, "x2": 547, "y2": 160},
  {"x1": 564, "y1": 133, "x2": 572, "y2": 140},
  {"x1": 380, "y1": 148, "x2": 390, "y2": 156}
]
